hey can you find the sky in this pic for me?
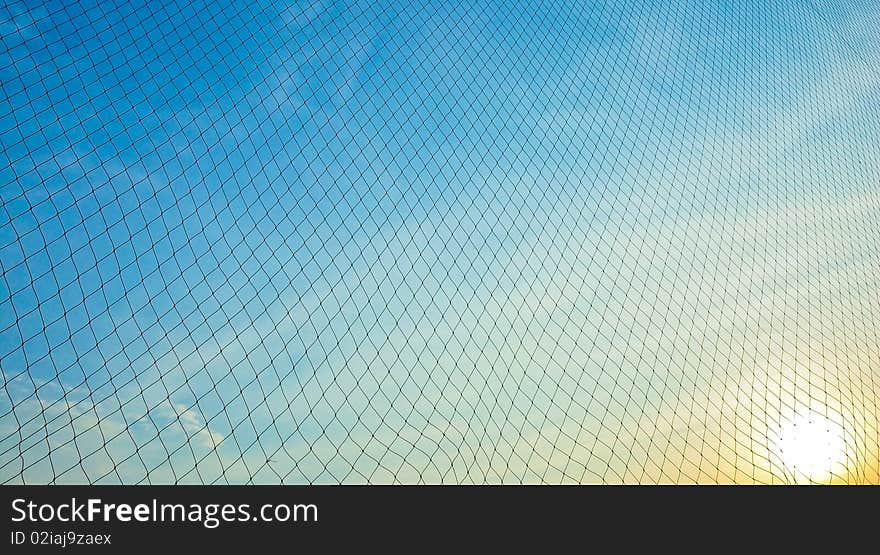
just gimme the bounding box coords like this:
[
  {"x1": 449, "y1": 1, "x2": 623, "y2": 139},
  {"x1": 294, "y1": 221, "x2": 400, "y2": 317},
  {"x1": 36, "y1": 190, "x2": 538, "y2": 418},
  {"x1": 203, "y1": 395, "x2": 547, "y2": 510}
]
[{"x1": 1, "y1": 0, "x2": 879, "y2": 483}]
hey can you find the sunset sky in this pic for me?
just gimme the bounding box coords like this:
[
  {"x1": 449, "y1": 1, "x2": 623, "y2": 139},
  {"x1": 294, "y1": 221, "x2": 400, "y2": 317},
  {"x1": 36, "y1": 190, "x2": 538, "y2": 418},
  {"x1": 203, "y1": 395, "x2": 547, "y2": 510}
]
[{"x1": 1, "y1": 0, "x2": 879, "y2": 483}]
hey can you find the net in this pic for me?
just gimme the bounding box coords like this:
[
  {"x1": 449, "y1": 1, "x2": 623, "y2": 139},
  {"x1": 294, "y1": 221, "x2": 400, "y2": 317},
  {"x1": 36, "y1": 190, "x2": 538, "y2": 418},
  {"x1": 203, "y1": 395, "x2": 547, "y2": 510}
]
[{"x1": 2, "y1": 0, "x2": 879, "y2": 484}]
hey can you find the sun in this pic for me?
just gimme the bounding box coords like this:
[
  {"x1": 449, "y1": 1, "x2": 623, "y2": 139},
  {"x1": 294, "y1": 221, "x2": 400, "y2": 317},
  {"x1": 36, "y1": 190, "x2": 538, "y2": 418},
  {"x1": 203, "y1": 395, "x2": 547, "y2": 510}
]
[{"x1": 770, "y1": 409, "x2": 847, "y2": 484}]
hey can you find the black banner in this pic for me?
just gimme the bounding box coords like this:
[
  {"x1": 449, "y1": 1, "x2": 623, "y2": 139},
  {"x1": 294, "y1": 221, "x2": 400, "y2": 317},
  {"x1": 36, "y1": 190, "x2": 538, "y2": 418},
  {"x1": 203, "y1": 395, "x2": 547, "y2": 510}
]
[{"x1": 0, "y1": 486, "x2": 875, "y2": 551}]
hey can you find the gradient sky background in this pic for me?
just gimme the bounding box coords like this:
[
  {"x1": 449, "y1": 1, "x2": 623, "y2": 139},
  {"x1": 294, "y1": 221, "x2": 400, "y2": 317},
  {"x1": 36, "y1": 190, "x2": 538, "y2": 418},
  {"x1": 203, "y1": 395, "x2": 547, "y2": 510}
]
[{"x1": 1, "y1": 0, "x2": 879, "y2": 483}]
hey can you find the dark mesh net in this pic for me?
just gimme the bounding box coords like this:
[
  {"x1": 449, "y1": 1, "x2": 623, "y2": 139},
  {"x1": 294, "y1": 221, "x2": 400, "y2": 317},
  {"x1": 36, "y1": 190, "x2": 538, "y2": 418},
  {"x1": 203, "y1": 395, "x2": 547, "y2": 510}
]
[{"x1": 2, "y1": 0, "x2": 879, "y2": 483}]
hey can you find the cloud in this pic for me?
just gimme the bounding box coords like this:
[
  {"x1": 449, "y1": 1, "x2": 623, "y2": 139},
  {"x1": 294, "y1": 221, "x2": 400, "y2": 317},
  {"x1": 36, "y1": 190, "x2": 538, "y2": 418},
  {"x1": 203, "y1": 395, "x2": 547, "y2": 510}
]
[
  {"x1": 0, "y1": 369, "x2": 233, "y2": 484},
  {"x1": 160, "y1": 401, "x2": 225, "y2": 450}
]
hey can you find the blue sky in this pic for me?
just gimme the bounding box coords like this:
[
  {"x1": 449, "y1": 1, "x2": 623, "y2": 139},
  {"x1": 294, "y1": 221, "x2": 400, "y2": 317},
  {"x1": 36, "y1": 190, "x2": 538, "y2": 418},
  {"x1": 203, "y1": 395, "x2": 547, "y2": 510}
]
[{"x1": 1, "y1": 0, "x2": 879, "y2": 483}]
